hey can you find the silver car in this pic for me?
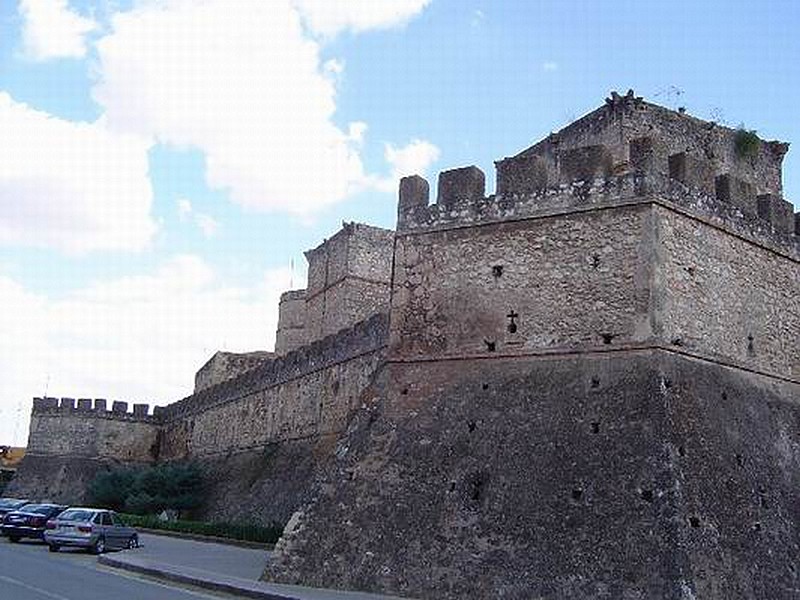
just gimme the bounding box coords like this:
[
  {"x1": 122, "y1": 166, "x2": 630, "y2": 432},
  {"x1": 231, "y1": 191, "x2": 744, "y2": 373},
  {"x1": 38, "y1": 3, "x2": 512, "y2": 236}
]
[{"x1": 44, "y1": 508, "x2": 138, "y2": 554}]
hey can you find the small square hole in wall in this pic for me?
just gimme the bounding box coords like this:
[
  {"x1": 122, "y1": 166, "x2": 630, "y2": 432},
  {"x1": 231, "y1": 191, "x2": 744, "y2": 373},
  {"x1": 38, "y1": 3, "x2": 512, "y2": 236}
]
[{"x1": 492, "y1": 265, "x2": 504, "y2": 278}]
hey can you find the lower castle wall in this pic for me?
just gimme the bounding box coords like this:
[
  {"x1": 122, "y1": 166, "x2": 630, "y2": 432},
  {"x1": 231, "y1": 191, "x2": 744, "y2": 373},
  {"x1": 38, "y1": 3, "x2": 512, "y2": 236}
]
[
  {"x1": 159, "y1": 349, "x2": 384, "y2": 460},
  {"x1": 7, "y1": 315, "x2": 389, "y2": 516},
  {"x1": 7, "y1": 408, "x2": 160, "y2": 503},
  {"x1": 26, "y1": 410, "x2": 159, "y2": 461},
  {"x1": 265, "y1": 350, "x2": 800, "y2": 599}
]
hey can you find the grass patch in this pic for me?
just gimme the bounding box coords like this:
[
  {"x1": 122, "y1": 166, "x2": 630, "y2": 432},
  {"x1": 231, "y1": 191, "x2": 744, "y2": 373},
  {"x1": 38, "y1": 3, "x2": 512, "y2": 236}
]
[{"x1": 120, "y1": 513, "x2": 283, "y2": 544}]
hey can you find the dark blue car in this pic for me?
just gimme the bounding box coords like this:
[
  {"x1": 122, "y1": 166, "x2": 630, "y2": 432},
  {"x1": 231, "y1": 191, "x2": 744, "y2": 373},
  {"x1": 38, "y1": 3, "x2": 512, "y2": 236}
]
[{"x1": 2, "y1": 504, "x2": 67, "y2": 542}]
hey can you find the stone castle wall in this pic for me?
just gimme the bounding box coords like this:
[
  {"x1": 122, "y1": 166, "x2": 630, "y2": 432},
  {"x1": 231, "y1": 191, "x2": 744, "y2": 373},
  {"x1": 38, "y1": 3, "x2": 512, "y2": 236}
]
[
  {"x1": 9, "y1": 314, "x2": 389, "y2": 507},
  {"x1": 194, "y1": 350, "x2": 275, "y2": 393},
  {"x1": 9, "y1": 92, "x2": 800, "y2": 599},
  {"x1": 304, "y1": 223, "x2": 394, "y2": 342},
  {"x1": 264, "y1": 95, "x2": 800, "y2": 598},
  {"x1": 26, "y1": 397, "x2": 160, "y2": 461},
  {"x1": 656, "y1": 205, "x2": 799, "y2": 381},
  {"x1": 275, "y1": 289, "x2": 307, "y2": 355},
  {"x1": 6, "y1": 398, "x2": 161, "y2": 502},
  {"x1": 159, "y1": 313, "x2": 388, "y2": 460},
  {"x1": 391, "y1": 202, "x2": 655, "y2": 359}
]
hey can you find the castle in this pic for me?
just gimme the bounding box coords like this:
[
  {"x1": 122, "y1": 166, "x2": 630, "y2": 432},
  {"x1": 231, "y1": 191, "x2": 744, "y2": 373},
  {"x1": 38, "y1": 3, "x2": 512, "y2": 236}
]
[{"x1": 9, "y1": 92, "x2": 800, "y2": 599}]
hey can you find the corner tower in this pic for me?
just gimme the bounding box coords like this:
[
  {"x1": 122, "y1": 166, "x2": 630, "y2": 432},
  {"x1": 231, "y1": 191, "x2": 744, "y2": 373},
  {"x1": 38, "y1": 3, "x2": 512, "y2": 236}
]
[{"x1": 266, "y1": 93, "x2": 800, "y2": 599}]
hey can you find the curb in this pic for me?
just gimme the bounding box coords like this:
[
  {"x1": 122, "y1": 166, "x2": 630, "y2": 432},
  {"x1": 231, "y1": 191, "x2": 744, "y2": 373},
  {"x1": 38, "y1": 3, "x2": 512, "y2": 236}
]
[
  {"x1": 135, "y1": 526, "x2": 274, "y2": 550},
  {"x1": 98, "y1": 554, "x2": 298, "y2": 600}
]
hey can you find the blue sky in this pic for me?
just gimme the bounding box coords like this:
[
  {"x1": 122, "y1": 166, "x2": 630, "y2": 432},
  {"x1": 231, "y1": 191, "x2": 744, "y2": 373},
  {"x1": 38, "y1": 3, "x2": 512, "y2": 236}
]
[{"x1": 1, "y1": 0, "x2": 798, "y2": 444}]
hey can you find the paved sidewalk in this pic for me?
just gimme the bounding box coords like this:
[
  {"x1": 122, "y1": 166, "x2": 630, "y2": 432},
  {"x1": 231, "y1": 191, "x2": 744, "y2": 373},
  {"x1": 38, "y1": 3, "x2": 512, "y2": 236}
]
[{"x1": 98, "y1": 532, "x2": 410, "y2": 600}]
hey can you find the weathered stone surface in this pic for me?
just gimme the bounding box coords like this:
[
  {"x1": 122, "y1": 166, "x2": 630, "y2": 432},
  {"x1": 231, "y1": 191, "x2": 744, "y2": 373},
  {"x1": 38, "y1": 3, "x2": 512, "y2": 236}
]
[
  {"x1": 669, "y1": 152, "x2": 716, "y2": 196},
  {"x1": 194, "y1": 437, "x2": 336, "y2": 526},
  {"x1": 715, "y1": 173, "x2": 756, "y2": 216},
  {"x1": 560, "y1": 144, "x2": 614, "y2": 182},
  {"x1": 398, "y1": 175, "x2": 430, "y2": 211},
  {"x1": 303, "y1": 223, "x2": 393, "y2": 342},
  {"x1": 656, "y1": 205, "x2": 799, "y2": 380},
  {"x1": 757, "y1": 194, "x2": 795, "y2": 235},
  {"x1": 195, "y1": 350, "x2": 275, "y2": 393},
  {"x1": 265, "y1": 352, "x2": 800, "y2": 599},
  {"x1": 5, "y1": 455, "x2": 131, "y2": 504},
  {"x1": 437, "y1": 166, "x2": 486, "y2": 208},
  {"x1": 275, "y1": 289, "x2": 307, "y2": 355}
]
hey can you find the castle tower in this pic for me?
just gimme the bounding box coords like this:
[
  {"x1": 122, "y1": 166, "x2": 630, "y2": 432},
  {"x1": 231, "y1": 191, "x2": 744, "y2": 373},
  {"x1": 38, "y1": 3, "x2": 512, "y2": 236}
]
[
  {"x1": 266, "y1": 93, "x2": 800, "y2": 599},
  {"x1": 273, "y1": 222, "x2": 394, "y2": 353}
]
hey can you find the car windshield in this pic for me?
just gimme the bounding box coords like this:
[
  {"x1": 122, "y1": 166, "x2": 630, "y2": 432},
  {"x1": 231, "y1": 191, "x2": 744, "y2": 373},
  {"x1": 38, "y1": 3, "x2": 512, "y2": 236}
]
[
  {"x1": 24, "y1": 504, "x2": 59, "y2": 515},
  {"x1": 0, "y1": 499, "x2": 25, "y2": 508},
  {"x1": 58, "y1": 509, "x2": 95, "y2": 522}
]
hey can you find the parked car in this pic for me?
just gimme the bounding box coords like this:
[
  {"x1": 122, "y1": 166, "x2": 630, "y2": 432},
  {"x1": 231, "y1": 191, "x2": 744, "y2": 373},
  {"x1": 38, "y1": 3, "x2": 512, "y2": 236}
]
[
  {"x1": 1, "y1": 504, "x2": 67, "y2": 542},
  {"x1": 0, "y1": 498, "x2": 30, "y2": 520},
  {"x1": 44, "y1": 508, "x2": 138, "y2": 554}
]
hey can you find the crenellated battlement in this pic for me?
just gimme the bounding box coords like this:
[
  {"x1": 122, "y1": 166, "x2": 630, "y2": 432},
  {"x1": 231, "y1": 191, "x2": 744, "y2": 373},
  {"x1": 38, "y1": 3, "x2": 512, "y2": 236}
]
[
  {"x1": 31, "y1": 396, "x2": 156, "y2": 421},
  {"x1": 158, "y1": 311, "x2": 389, "y2": 423},
  {"x1": 398, "y1": 92, "x2": 798, "y2": 255}
]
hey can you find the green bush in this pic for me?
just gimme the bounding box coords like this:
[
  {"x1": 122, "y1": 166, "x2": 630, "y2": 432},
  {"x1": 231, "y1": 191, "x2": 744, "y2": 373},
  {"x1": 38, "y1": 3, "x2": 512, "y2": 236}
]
[
  {"x1": 88, "y1": 462, "x2": 204, "y2": 515},
  {"x1": 120, "y1": 513, "x2": 283, "y2": 544},
  {"x1": 87, "y1": 468, "x2": 138, "y2": 512},
  {"x1": 734, "y1": 126, "x2": 760, "y2": 159}
]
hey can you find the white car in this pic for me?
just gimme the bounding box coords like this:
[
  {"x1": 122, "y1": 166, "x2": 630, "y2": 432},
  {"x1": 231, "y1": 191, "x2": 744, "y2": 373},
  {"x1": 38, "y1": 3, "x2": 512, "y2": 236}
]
[{"x1": 44, "y1": 507, "x2": 138, "y2": 554}]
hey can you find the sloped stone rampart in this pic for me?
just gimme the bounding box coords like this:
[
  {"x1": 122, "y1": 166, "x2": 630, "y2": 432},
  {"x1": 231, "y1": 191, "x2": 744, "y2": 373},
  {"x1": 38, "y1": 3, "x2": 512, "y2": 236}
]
[{"x1": 265, "y1": 351, "x2": 800, "y2": 599}]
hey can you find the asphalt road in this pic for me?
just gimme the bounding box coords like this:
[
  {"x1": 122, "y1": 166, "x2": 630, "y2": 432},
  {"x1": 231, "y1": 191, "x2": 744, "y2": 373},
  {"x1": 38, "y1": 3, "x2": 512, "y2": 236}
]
[{"x1": 0, "y1": 535, "x2": 233, "y2": 600}]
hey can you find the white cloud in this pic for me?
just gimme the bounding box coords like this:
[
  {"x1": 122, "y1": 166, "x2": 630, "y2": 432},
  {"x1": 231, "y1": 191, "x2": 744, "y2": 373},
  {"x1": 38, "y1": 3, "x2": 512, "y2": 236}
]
[
  {"x1": 177, "y1": 198, "x2": 193, "y2": 221},
  {"x1": 373, "y1": 138, "x2": 440, "y2": 192},
  {"x1": 0, "y1": 257, "x2": 292, "y2": 444},
  {"x1": 470, "y1": 9, "x2": 485, "y2": 28},
  {"x1": 176, "y1": 197, "x2": 220, "y2": 238},
  {"x1": 542, "y1": 61, "x2": 559, "y2": 72},
  {"x1": 293, "y1": 0, "x2": 432, "y2": 36},
  {"x1": 18, "y1": 0, "x2": 97, "y2": 61},
  {"x1": 91, "y1": 0, "x2": 432, "y2": 216},
  {"x1": 195, "y1": 214, "x2": 219, "y2": 238},
  {"x1": 92, "y1": 1, "x2": 358, "y2": 216},
  {"x1": 0, "y1": 92, "x2": 157, "y2": 254}
]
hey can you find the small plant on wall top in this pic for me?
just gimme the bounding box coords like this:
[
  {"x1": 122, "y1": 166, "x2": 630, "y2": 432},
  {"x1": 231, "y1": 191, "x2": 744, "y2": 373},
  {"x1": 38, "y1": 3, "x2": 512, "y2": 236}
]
[{"x1": 734, "y1": 126, "x2": 760, "y2": 160}]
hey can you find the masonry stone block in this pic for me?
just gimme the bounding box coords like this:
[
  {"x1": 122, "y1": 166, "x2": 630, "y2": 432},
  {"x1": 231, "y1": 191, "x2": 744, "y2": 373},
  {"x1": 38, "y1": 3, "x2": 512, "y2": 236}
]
[
  {"x1": 560, "y1": 145, "x2": 613, "y2": 182},
  {"x1": 496, "y1": 155, "x2": 550, "y2": 196},
  {"x1": 437, "y1": 166, "x2": 485, "y2": 207},
  {"x1": 398, "y1": 175, "x2": 430, "y2": 212},
  {"x1": 796, "y1": 213, "x2": 800, "y2": 236},
  {"x1": 94, "y1": 399, "x2": 107, "y2": 411},
  {"x1": 112, "y1": 401, "x2": 128, "y2": 414},
  {"x1": 59, "y1": 398, "x2": 75, "y2": 410},
  {"x1": 33, "y1": 397, "x2": 58, "y2": 410},
  {"x1": 133, "y1": 403, "x2": 149, "y2": 417},
  {"x1": 756, "y1": 194, "x2": 794, "y2": 234},
  {"x1": 716, "y1": 174, "x2": 756, "y2": 216},
  {"x1": 669, "y1": 152, "x2": 716, "y2": 196},
  {"x1": 628, "y1": 137, "x2": 668, "y2": 177},
  {"x1": 77, "y1": 398, "x2": 92, "y2": 411}
]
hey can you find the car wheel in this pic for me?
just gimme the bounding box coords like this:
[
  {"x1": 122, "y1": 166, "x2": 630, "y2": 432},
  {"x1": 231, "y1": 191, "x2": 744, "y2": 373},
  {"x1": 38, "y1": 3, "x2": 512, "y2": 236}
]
[
  {"x1": 8, "y1": 536, "x2": 19, "y2": 543},
  {"x1": 48, "y1": 544, "x2": 60, "y2": 553},
  {"x1": 91, "y1": 536, "x2": 106, "y2": 555},
  {"x1": 127, "y1": 535, "x2": 138, "y2": 549}
]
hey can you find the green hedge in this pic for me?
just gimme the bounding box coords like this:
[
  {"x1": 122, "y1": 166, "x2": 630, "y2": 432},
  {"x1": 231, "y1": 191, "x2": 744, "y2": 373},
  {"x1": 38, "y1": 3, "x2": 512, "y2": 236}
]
[{"x1": 120, "y1": 513, "x2": 283, "y2": 545}]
